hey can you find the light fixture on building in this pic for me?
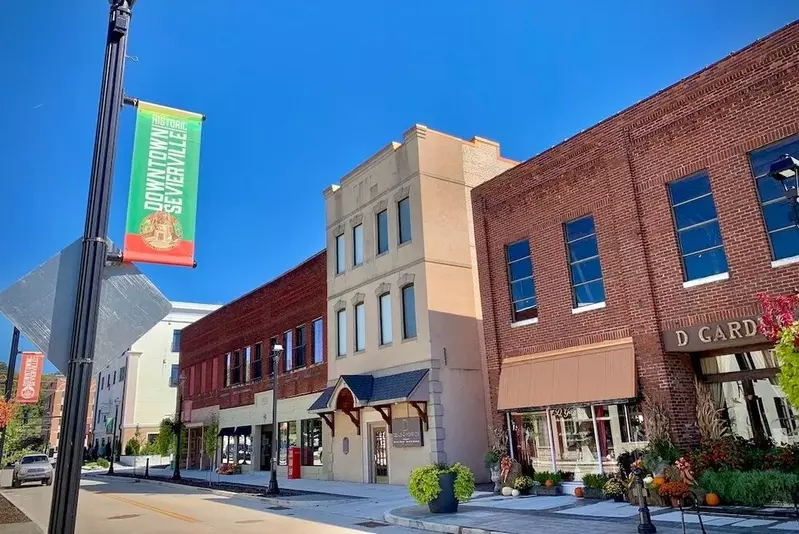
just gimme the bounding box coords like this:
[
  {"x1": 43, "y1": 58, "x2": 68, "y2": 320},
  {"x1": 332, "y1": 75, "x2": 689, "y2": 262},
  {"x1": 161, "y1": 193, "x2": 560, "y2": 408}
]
[{"x1": 769, "y1": 154, "x2": 799, "y2": 221}]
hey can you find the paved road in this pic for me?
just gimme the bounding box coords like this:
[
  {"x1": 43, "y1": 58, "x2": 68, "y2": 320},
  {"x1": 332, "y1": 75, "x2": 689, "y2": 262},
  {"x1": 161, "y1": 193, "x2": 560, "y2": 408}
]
[{"x1": 0, "y1": 471, "x2": 421, "y2": 534}]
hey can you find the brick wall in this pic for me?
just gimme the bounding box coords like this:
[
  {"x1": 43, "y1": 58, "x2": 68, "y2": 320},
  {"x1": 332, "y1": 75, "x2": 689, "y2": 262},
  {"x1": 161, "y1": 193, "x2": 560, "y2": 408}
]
[
  {"x1": 180, "y1": 251, "x2": 328, "y2": 410},
  {"x1": 472, "y1": 22, "x2": 799, "y2": 445}
]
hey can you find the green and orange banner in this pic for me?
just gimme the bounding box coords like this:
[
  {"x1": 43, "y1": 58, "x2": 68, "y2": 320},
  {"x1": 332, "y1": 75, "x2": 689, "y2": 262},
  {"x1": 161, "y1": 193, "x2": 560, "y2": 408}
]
[{"x1": 123, "y1": 101, "x2": 204, "y2": 267}]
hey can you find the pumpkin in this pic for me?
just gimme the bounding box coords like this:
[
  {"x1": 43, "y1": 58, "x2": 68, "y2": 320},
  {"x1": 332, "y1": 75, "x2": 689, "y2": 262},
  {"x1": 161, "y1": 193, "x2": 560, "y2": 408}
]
[
  {"x1": 652, "y1": 476, "x2": 666, "y2": 487},
  {"x1": 545, "y1": 479, "x2": 554, "y2": 488},
  {"x1": 705, "y1": 492, "x2": 720, "y2": 506},
  {"x1": 574, "y1": 487, "x2": 584, "y2": 498}
]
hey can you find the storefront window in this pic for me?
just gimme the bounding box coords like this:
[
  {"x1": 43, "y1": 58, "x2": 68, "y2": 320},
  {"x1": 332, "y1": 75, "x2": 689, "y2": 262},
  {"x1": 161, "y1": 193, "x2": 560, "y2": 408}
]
[
  {"x1": 278, "y1": 421, "x2": 298, "y2": 466},
  {"x1": 221, "y1": 434, "x2": 252, "y2": 465},
  {"x1": 552, "y1": 407, "x2": 599, "y2": 477},
  {"x1": 510, "y1": 412, "x2": 552, "y2": 473},
  {"x1": 301, "y1": 419, "x2": 323, "y2": 466}
]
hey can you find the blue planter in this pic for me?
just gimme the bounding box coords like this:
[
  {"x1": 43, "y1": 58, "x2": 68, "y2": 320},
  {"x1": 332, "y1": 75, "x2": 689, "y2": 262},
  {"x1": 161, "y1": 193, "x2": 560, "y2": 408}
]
[{"x1": 428, "y1": 472, "x2": 458, "y2": 514}]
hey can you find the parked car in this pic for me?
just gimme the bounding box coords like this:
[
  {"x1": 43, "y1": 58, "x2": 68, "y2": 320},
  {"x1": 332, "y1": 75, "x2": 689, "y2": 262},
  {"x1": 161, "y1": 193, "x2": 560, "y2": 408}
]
[{"x1": 12, "y1": 454, "x2": 53, "y2": 487}]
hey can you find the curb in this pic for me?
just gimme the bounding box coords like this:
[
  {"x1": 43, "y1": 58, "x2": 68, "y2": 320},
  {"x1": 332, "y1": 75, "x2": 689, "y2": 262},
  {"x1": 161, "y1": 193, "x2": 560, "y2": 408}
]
[{"x1": 383, "y1": 509, "x2": 510, "y2": 534}]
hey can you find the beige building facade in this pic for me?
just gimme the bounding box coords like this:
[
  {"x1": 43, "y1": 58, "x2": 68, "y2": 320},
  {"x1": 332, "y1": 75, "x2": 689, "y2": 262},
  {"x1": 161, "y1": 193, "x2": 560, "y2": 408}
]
[{"x1": 310, "y1": 125, "x2": 516, "y2": 484}]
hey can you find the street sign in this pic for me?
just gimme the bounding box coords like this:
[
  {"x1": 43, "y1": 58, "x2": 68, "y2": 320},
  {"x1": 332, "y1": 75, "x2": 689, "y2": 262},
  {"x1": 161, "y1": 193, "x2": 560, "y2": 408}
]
[{"x1": 0, "y1": 238, "x2": 172, "y2": 374}]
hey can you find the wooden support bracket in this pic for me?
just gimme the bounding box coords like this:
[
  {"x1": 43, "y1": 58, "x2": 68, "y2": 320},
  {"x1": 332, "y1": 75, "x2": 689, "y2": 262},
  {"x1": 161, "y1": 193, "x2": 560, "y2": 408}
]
[
  {"x1": 374, "y1": 405, "x2": 393, "y2": 433},
  {"x1": 409, "y1": 401, "x2": 428, "y2": 431},
  {"x1": 319, "y1": 412, "x2": 335, "y2": 437},
  {"x1": 343, "y1": 408, "x2": 361, "y2": 435}
]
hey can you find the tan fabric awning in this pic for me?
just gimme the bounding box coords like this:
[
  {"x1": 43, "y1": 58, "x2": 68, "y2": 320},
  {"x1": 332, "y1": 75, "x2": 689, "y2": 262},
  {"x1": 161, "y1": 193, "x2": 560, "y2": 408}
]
[{"x1": 497, "y1": 338, "x2": 636, "y2": 411}]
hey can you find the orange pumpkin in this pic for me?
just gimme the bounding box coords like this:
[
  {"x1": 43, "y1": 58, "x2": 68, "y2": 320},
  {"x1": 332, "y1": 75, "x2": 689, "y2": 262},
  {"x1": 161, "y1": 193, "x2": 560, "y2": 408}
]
[
  {"x1": 574, "y1": 487, "x2": 584, "y2": 498},
  {"x1": 652, "y1": 476, "x2": 666, "y2": 487},
  {"x1": 545, "y1": 479, "x2": 554, "y2": 488},
  {"x1": 705, "y1": 493, "x2": 720, "y2": 506}
]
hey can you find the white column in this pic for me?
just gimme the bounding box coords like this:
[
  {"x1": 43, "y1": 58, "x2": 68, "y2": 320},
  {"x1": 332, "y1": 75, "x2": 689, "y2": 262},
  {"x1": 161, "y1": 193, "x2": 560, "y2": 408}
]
[
  {"x1": 590, "y1": 405, "x2": 604, "y2": 474},
  {"x1": 546, "y1": 408, "x2": 557, "y2": 472},
  {"x1": 505, "y1": 413, "x2": 515, "y2": 460}
]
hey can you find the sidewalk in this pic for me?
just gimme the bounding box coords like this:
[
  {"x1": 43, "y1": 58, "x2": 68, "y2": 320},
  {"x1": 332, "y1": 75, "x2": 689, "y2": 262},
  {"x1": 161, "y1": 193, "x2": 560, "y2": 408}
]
[{"x1": 385, "y1": 495, "x2": 799, "y2": 534}]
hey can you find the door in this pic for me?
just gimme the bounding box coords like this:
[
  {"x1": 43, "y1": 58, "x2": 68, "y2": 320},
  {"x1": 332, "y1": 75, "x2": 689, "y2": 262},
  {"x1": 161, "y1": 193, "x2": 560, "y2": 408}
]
[
  {"x1": 189, "y1": 430, "x2": 202, "y2": 469},
  {"x1": 260, "y1": 426, "x2": 272, "y2": 471},
  {"x1": 371, "y1": 425, "x2": 389, "y2": 484}
]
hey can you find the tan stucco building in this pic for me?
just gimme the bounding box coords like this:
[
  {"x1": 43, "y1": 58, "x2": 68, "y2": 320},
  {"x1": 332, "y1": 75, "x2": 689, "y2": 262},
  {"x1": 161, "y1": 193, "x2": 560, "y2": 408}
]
[{"x1": 310, "y1": 125, "x2": 516, "y2": 484}]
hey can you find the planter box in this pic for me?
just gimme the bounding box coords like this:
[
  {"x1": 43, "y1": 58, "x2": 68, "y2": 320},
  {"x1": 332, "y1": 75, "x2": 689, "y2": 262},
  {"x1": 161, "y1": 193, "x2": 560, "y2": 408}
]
[
  {"x1": 627, "y1": 487, "x2": 668, "y2": 507},
  {"x1": 534, "y1": 485, "x2": 562, "y2": 496},
  {"x1": 583, "y1": 487, "x2": 604, "y2": 500},
  {"x1": 118, "y1": 455, "x2": 171, "y2": 468}
]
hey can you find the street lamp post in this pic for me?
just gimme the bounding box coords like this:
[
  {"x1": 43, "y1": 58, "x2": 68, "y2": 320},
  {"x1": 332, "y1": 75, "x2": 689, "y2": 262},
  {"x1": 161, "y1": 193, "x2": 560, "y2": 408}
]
[
  {"x1": 173, "y1": 372, "x2": 186, "y2": 481},
  {"x1": 108, "y1": 398, "x2": 120, "y2": 475},
  {"x1": 769, "y1": 154, "x2": 799, "y2": 221},
  {"x1": 266, "y1": 344, "x2": 284, "y2": 495}
]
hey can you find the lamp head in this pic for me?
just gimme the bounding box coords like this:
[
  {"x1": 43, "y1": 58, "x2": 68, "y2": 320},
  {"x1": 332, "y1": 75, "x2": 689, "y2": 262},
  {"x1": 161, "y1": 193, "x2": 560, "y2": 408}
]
[
  {"x1": 769, "y1": 154, "x2": 799, "y2": 183},
  {"x1": 273, "y1": 344, "x2": 284, "y2": 353}
]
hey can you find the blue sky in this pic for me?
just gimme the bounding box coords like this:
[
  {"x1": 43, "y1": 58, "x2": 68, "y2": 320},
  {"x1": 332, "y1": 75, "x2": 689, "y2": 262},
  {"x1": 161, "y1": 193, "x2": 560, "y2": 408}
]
[{"x1": 1, "y1": 1, "x2": 797, "y2": 373}]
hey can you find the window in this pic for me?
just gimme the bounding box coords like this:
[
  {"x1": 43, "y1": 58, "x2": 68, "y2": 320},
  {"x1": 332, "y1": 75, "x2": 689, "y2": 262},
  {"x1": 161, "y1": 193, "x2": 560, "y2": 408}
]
[
  {"x1": 169, "y1": 364, "x2": 179, "y2": 387},
  {"x1": 337, "y1": 309, "x2": 347, "y2": 357},
  {"x1": 119, "y1": 366, "x2": 125, "y2": 382},
  {"x1": 295, "y1": 326, "x2": 306, "y2": 369},
  {"x1": 253, "y1": 343, "x2": 263, "y2": 381},
  {"x1": 376, "y1": 210, "x2": 389, "y2": 255},
  {"x1": 355, "y1": 303, "x2": 366, "y2": 352},
  {"x1": 751, "y1": 137, "x2": 799, "y2": 261},
  {"x1": 301, "y1": 419, "x2": 323, "y2": 466},
  {"x1": 278, "y1": 421, "x2": 298, "y2": 466},
  {"x1": 268, "y1": 338, "x2": 277, "y2": 375},
  {"x1": 353, "y1": 224, "x2": 364, "y2": 266},
  {"x1": 313, "y1": 319, "x2": 324, "y2": 364},
  {"x1": 243, "y1": 346, "x2": 251, "y2": 383},
  {"x1": 398, "y1": 197, "x2": 412, "y2": 244},
  {"x1": 335, "y1": 234, "x2": 345, "y2": 274},
  {"x1": 774, "y1": 397, "x2": 798, "y2": 436},
  {"x1": 224, "y1": 353, "x2": 231, "y2": 387},
  {"x1": 565, "y1": 216, "x2": 606, "y2": 308},
  {"x1": 222, "y1": 433, "x2": 252, "y2": 466},
  {"x1": 171, "y1": 329, "x2": 181, "y2": 352},
  {"x1": 231, "y1": 350, "x2": 241, "y2": 385},
  {"x1": 379, "y1": 292, "x2": 392, "y2": 345},
  {"x1": 402, "y1": 285, "x2": 417, "y2": 339},
  {"x1": 284, "y1": 331, "x2": 294, "y2": 372},
  {"x1": 112, "y1": 371, "x2": 116, "y2": 384},
  {"x1": 147, "y1": 433, "x2": 157, "y2": 444},
  {"x1": 100, "y1": 376, "x2": 104, "y2": 390},
  {"x1": 668, "y1": 173, "x2": 728, "y2": 281},
  {"x1": 506, "y1": 240, "x2": 537, "y2": 322}
]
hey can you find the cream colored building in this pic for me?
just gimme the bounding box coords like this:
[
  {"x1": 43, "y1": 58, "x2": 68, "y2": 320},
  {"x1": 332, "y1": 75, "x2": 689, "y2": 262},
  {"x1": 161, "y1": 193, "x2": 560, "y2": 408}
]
[{"x1": 310, "y1": 125, "x2": 516, "y2": 484}]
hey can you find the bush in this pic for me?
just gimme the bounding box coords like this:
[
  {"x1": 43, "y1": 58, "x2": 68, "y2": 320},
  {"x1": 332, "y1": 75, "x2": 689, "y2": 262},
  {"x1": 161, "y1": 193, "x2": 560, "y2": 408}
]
[
  {"x1": 533, "y1": 471, "x2": 562, "y2": 485},
  {"x1": 556, "y1": 470, "x2": 575, "y2": 482},
  {"x1": 408, "y1": 463, "x2": 475, "y2": 505},
  {"x1": 689, "y1": 436, "x2": 781, "y2": 475},
  {"x1": 582, "y1": 473, "x2": 610, "y2": 490},
  {"x1": 603, "y1": 478, "x2": 625, "y2": 498},
  {"x1": 96, "y1": 457, "x2": 109, "y2": 468},
  {"x1": 483, "y1": 450, "x2": 502, "y2": 468},
  {"x1": 699, "y1": 470, "x2": 799, "y2": 507},
  {"x1": 125, "y1": 438, "x2": 141, "y2": 456},
  {"x1": 512, "y1": 475, "x2": 534, "y2": 493}
]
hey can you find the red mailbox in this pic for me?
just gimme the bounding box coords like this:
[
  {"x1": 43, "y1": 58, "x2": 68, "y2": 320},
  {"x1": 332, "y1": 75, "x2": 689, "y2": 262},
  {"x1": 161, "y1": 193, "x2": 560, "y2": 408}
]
[{"x1": 287, "y1": 446, "x2": 301, "y2": 479}]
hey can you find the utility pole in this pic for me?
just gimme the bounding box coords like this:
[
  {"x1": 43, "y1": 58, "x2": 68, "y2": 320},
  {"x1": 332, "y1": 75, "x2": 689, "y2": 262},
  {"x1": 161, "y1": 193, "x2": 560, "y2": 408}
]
[
  {"x1": 266, "y1": 344, "x2": 283, "y2": 495},
  {"x1": 0, "y1": 327, "x2": 20, "y2": 468},
  {"x1": 48, "y1": 2, "x2": 134, "y2": 533}
]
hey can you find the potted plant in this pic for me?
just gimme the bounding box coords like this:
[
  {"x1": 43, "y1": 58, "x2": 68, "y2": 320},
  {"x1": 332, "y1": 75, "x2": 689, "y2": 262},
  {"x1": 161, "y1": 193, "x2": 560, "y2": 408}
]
[
  {"x1": 409, "y1": 463, "x2": 475, "y2": 514},
  {"x1": 581, "y1": 474, "x2": 609, "y2": 500},
  {"x1": 603, "y1": 477, "x2": 626, "y2": 502},
  {"x1": 512, "y1": 475, "x2": 534, "y2": 496},
  {"x1": 533, "y1": 471, "x2": 562, "y2": 496},
  {"x1": 484, "y1": 450, "x2": 502, "y2": 493},
  {"x1": 658, "y1": 481, "x2": 690, "y2": 508}
]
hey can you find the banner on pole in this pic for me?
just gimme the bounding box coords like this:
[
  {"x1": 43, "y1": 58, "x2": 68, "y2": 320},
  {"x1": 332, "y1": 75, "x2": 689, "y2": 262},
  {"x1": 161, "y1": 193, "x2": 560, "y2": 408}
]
[
  {"x1": 123, "y1": 101, "x2": 204, "y2": 267},
  {"x1": 16, "y1": 352, "x2": 44, "y2": 404}
]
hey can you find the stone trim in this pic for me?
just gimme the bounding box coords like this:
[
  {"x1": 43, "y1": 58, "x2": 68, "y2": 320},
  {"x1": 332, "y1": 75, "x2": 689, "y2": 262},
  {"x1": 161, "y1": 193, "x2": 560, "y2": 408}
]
[
  {"x1": 334, "y1": 300, "x2": 347, "y2": 312},
  {"x1": 394, "y1": 186, "x2": 411, "y2": 202},
  {"x1": 375, "y1": 282, "x2": 391, "y2": 297},
  {"x1": 373, "y1": 199, "x2": 388, "y2": 213},
  {"x1": 332, "y1": 223, "x2": 345, "y2": 237},
  {"x1": 349, "y1": 214, "x2": 363, "y2": 227},
  {"x1": 397, "y1": 273, "x2": 415, "y2": 288},
  {"x1": 351, "y1": 292, "x2": 365, "y2": 306}
]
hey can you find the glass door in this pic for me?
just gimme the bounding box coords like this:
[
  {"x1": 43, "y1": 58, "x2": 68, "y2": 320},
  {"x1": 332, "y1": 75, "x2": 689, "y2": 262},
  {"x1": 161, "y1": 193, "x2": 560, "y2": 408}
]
[
  {"x1": 371, "y1": 425, "x2": 389, "y2": 484},
  {"x1": 260, "y1": 425, "x2": 272, "y2": 471}
]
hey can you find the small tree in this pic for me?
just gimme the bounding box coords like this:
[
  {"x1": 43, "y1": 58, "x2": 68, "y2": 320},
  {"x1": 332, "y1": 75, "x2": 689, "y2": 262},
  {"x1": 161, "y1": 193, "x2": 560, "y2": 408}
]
[
  {"x1": 156, "y1": 418, "x2": 175, "y2": 457},
  {"x1": 202, "y1": 415, "x2": 219, "y2": 469}
]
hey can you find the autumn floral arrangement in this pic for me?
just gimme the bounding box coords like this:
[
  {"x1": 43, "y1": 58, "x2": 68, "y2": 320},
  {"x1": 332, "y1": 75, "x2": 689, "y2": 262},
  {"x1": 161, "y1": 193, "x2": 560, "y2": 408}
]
[{"x1": 757, "y1": 293, "x2": 799, "y2": 406}]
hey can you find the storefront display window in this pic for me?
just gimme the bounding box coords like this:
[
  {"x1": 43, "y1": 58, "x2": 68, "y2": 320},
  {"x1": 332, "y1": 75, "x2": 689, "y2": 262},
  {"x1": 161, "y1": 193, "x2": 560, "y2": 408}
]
[
  {"x1": 301, "y1": 418, "x2": 323, "y2": 466},
  {"x1": 278, "y1": 421, "x2": 298, "y2": 466},
  {"x1": 552, "y1": 407, "x2": 599, "y2": 476},
  {"x1": 510, "y1": 412, "x2": 552, "y2": 473},
  {"x1": 221, "y1": 434, "x2": 252, "y2": 465}
]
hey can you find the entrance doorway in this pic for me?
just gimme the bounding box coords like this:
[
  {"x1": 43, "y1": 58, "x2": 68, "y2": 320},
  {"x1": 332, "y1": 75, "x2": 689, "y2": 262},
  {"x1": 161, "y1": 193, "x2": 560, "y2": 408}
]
[
  {"x1": 260, "y1": 425, "x2": 273, "y2": 471},
  {"x1": 188, "y1": 429, "x2": 202, "y2": 469},
  {"x1": 370, "y1": 424, "x2": 389, "y2": 484}
]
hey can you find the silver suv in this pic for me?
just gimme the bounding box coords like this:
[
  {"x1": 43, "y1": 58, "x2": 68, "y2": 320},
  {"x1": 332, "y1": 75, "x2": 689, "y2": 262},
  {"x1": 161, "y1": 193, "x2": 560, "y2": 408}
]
[{"x1": 12, "y1": 454, "x2": 53, "y2": 487}]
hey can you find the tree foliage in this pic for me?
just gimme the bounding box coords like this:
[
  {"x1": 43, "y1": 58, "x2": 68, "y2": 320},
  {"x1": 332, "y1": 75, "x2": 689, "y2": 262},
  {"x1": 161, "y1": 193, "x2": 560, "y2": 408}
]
[
  {"x1": 202, "y1": 415, "x2": 219, "y2": 460},
  {"x1": 758, "y1": 293, "x2": 799, "y2": 408}
]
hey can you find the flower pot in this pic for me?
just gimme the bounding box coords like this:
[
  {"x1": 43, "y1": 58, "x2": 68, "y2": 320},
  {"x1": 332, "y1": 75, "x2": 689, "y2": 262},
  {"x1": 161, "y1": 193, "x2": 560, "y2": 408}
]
[
  {"x1": 428, "y1": 472, "x2": 458, "y2": 514},
  {"x1": 489, "y1": 465, "x2": 501, "y2": 493},
  {"x1": 534, "y1": 485, "x2": 562, "y2": 496},
  {"x1": 670, "y1": 496, "x2": 682, "y2": 508},
  {"x1": 613, "y1": 494, "x2": 624, "y2": 503},
  {"x1": 583, "y1": 487, "x2": 604, "y2": 500}
]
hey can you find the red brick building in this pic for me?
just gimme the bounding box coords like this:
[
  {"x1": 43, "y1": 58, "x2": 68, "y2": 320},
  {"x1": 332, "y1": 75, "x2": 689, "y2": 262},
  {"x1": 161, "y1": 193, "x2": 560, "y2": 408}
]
[
  {"x1": 472, "y1": 22, "x2": 799, "y2": 482},
  {"x1": 179, "y1": 251, "x2": 328, "y2": 477}
]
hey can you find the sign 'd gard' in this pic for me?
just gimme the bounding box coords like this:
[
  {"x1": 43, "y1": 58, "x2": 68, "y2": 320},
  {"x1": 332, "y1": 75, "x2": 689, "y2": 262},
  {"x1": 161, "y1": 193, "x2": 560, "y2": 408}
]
[{"x1": 123, "y1": 101, "x2": 204, "y2": 267}]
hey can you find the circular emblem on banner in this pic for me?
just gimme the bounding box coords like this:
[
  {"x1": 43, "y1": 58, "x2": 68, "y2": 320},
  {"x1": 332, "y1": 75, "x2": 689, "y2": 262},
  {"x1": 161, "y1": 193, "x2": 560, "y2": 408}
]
[
  {"x1": 140, "y1": 211, "x2": 183, "y2": 251},
  {"x1": 19, "y1": 385, "x2": 35, "y2": 400}
]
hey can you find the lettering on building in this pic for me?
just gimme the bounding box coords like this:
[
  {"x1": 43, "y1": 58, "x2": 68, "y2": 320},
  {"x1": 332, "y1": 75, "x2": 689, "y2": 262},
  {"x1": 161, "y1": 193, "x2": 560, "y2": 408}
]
[{"x1": 663, "y1": 317, "x2": 767, "y2": 352}]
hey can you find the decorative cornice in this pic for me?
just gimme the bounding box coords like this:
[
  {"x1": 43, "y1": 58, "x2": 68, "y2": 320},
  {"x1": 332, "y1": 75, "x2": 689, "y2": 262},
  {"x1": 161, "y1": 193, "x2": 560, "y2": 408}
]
[
  {"x1": 397, "y1": 273, "x2": 415, "y2": 288},
  {"x1": 393, "y1": 186, "x2": 411, "y2": 202},
  {"x1": 375, "y1": 282, "x2": 391, "y2": 296},
  {"x1": 334, "y1": 300, "x2": 347, "y2": 312},
  {"x1": 351, "y1": 292, "x2": 365, "y2": 305},
  {"x1": 373, "y1": 199, "x2": 388, "y2": 213},
  {"x1": 332, "y1": 223, "x2": 345, "y2": 237},
  {"x1": 350, "y1": 214, "x2": 363, "y2": 227}
]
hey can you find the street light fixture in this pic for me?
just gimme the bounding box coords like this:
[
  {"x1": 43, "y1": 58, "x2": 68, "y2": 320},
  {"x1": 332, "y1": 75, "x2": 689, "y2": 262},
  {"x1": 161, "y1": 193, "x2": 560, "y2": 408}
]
[
  {"x1": 108, "y1": 398, "x2": 120, "y2": 475},
  {"x1": 768, "y1": 154, "x2": 799, "y2": 222},
  {"x1": 266, "y1": 343, "x2": 284, "y2": 495}
]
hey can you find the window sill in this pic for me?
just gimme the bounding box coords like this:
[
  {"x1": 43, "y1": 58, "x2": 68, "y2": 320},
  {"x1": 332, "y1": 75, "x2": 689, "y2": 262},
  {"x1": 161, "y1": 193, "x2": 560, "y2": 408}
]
[
  {"x1": 352, "y1": 262, "x2": 363, "y2": 270},
  {"x1": 401, "y1": 336, "x2": 418, "y2": 344},
  {"x1": 772, "y1": 255, "x2": 799, "y2": 269},
  {"x1": 682, "y1": 272, "x2": 729, "y2": 288},
  {"x1": 511, "y1": 318, "x2": 539, "y2": 328},
  {"x1": 354, "y1": 349, "x2": 366, "y2": 355},
  {"x1": 378, "y1": 342, "x2": 393, "y2": 349},
  {"x1": 398, "y1": 240, "x2": 412, "y2": 249},
  {"x1": 572, "y1": 302, "x2": 607, "y2": 315},
  {"x1": 336, "y1": 354, "x2": 347, "y2": 359},
  {"x1": 376, "y1": 250, "x2": 389, "y2": 259}
]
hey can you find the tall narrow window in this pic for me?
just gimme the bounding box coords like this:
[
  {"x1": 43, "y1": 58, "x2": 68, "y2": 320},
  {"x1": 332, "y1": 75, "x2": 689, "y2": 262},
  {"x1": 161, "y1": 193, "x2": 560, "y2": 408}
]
[
  {"x1": 750, "y1": 137, "x2": 799, "y2": 261},
  {"x1": 668, "y1": 173, "x2": 728, "y2": 281},
  {"x1": 224, "y1": 353, "x2": 231, "y2": 387},
  {"x1": 565, "y1": 215, "x2": 606, "y2": 308},
  {"x1": 335, "y1": 234, "x2": 345, "y2": 274},
  {"x1": 268, "y1": 337, "x2": 277, "y2": 375},
  {"x1": 253, "y1": 343, "x2": 263, "y2": 381},
  {"x1": 379, "y1": 293, "x2": 393, "y2": 345},
  {"x1": 243, "y1": 346, "x2": 251, "y2": 383},
  {"x1": 313, "y1": 319, "x2": 324, "y2": 364},
  {"x1": 398, "y1": 197, "x2": 411, "y2": 244},
  {"x1": 295, "y1": 325, "x2": 306, "y2": 369},
  {"x1": 231, "y1": 350, "x2": 241, "y2": 385},
  {"x1": 284, "y1": 331, "x2": 294, "y2": 372},
  {"x1": 355, "y1": 302, "x2": 366, "y2": 352},
  {"x1": 353, "y1": 224, "x2": 364, "y2": 266},
  {"x1": 337, "y1": 309, "x2": 347, "y2": 357},
  {"x1": 376, "y1": 210, "x2": 389, "y2": 255},
  {"x1": 506, "y1": 240, "x2": 537, "y2": 322},
  {"x1": 402, "y1": 285, "x2": 417, "y2": 339},
  {"x1": 171, "y1": 330, "x2": 181, "y2": 352}
]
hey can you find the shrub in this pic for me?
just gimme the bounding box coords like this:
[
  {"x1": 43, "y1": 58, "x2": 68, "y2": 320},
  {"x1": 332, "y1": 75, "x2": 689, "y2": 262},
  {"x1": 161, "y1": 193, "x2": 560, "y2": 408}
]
[
  {"x1": 125, "y1": 438, "x2": 141, "y2": 456},
  {"x1": 699, "y1": 470, "x2": 799, "y2": 507},
  {"x1": 512, "y1": 475, "x2": 534, "y2": 493},
  {"x1": 582, "y1": 473, "x2": 610, "y2": 490},
  {"x1": 556, "y1": 470, "x2": 575, "y2": 482},
  {"x1": 603, "y1": 478, "x2": 625, "y2": 498},
  {"x1": 451, "y1": 463, "x2": 476, "y2": 502},
  {"x1": 658, "y1": 481, "x2": 690, "y2": 498},
  {"x1": 409, "y1": 463, "x2": 475, "y2": 505},
  {"x1": 484, "y1": 450, "x2": 501, "y2": 468},
  {"x1": 96, "y1": 457, "x2": 109, "y2": 468},
  {"x1": 533, "y1": 471, "x2": 562, "y2": 486}
]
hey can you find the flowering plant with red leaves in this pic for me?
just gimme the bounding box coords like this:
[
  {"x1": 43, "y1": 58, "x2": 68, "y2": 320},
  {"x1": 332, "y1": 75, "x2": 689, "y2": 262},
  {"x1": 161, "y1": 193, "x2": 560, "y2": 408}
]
[
  {"x1": 757, "y1": 292, "x2": 799, "y2": 344},
  {"x1": 0, "y1": 399, "x2": 15, "y2": 428},
  {"x1": 657, "y1": 480, "x2": 690, "y2": 498},
  {"x1": 757, "y1": 293, "x2": 799, "y2": 408}
]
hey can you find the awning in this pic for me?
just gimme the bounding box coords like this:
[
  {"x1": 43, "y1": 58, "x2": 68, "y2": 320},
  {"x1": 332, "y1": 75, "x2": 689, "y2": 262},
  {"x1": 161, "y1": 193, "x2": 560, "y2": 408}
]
[
  {"x1": 497, "y1": 338, "x2": 636, "y2": 411},
  {"x1": 233, "y1": 425, "x2": 252, "y2": 436},
  {"x1": 218, "y1": 427, "x2": 235, "y2": 437},
  {"x1": 308, "y1": 369, "x2": 429, "y2": 413}
]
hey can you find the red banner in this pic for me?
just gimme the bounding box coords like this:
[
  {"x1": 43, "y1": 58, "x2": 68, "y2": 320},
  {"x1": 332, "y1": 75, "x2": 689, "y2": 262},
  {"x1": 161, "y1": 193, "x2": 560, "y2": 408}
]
[{"x1": 16, "y1": 352, "x2": 44, "y2": 404}]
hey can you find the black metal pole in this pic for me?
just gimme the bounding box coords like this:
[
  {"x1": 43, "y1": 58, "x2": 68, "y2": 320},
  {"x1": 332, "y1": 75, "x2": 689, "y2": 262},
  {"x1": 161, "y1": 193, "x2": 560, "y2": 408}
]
[
  {"x1": 48, "y1": 2, "x2": 133, "y2": 533},
  {"x1": 172, "y1": 381, "x2": 182, "y2": 481},
  {"x1": 266, "y1": 349, "x2": 280, "y2": 495},
  {"x1": 0, "y1": 327, "x2": 20, "y2": 470},
  {"x1": 634, "y1": 467, "x2": 656, "y2": 534},
  {"x1": 108, "y1": 404, "x2": 118, "y2": 475}
]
